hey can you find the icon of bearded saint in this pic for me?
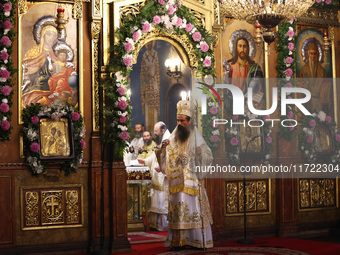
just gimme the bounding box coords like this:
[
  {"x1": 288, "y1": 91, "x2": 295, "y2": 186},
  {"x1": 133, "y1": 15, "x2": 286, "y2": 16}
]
[{"x1": 299, "y1": 39, "x2": 330, "y2": 114}]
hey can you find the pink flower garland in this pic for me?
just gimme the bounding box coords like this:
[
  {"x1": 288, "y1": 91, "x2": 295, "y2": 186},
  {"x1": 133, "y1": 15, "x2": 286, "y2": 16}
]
[{"x1": 0, "y1": 1, "x2": 15, "y2": 137}]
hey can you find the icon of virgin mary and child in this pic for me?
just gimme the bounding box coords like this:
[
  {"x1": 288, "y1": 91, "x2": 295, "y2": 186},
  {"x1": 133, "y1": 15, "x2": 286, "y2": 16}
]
[{"x1": 21, "y1": 15, "x2": 78, "y2": 107}]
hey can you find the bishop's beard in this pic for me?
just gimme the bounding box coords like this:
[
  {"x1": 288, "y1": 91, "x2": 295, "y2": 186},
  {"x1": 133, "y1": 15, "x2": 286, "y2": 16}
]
[
  {"x1": 154, "y1": 134, "x2": 163, "y2": 145},
  {"x1": 175, "y1": 125, "x2": 190, "y2": 143}
]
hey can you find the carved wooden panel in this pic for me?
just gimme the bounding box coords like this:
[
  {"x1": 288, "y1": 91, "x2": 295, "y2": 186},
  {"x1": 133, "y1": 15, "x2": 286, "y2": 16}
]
[
  {"x1": 299, "y1": 179, "x2": 337, "y2": 210},
  {"x1": 21, "y1": 186, "x2": 83, "y2": 230},
  {"x1": 225, "y1": 179, "x2": 270, "y2": 215}
]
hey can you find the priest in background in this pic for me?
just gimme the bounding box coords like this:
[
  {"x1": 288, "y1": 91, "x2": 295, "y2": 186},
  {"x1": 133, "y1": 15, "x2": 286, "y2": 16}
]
[
  {"x1": 137, "y1": 130, "x2": 157, "y2": 159},
  {"x1": 123, "y1": 122, "x2": 144, "y2": 166},
  {"x1": 138, "y1": 121, "x2": 170, "y2": 231}
]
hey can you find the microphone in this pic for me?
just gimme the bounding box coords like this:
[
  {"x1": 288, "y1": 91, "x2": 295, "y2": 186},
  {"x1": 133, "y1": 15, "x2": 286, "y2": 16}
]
[{"x1": 249, "y1": 133, "x2": 263, "y2": 142}]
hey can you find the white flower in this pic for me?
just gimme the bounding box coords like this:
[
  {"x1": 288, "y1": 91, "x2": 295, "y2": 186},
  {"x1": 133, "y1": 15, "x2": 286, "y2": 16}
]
[
  {"x1": 190, "y1": 27, "x2": 197, "y2": 35},
  {"x1": 4, "y1": 12, "x2": 10, "y2": 17},
  {"x1": 305, "y1": 150, "x2": 309, "y2": 154},
  {"x1": 161, "y1": 15, "x2": 170, "y2": 23},
  {"x1": 164, "y1": 21, "x2": 173, "y2": 29},
  {"x1": 27, "y1": 129, "x2": 37, "y2": 141},
  {"x1": 0, "y1": 78, "x2": 6, "y2": 82},
  {"x1": 2, "y1": 98, "x2": 8, "y2": 103},
  {"x1": 289, "y1": 51, "x2": 293, "y2": 55},
  {"x1": 130, "y1": 26, "x2": 138, "y2": 34},
  {"x1": 301, "y1": 146, "x2": 304, "y2": 150},
  {"x1": 265, "y1": 154, "x2": 270, "y2": 159},
  {"x1": 2, "y1": 116, "x2": 7, "y2": 121},
  {"x1": 212, "y1": 130, "x2": 219, "y2": 136},
  {"x1": 303, "y1": 127, "x2": 307, "y2": 132},
  {"x1": 115, "y1": 71, "x2": 124, "y2": 82},
  {"x1": 79, "y1": 125, "x2": 86, "y2": 138},
  {"x1": 312, "y1": 113, "x2": 317, "y2": 117},
  {"x1": 171, "y1": 15, "x2": 178, "y2": 25},
  {"x1": 317, "y1": 111, "x2": 326, "y2": 122}
]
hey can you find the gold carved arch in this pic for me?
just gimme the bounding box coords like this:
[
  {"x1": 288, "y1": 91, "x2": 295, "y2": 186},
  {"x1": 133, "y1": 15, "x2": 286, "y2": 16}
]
[{"x1": 132, "y1": 29, "x2": 197, "y2": 70}]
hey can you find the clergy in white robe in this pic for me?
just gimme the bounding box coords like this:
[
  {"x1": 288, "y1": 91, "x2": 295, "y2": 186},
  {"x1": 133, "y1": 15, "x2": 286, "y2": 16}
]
[
  {"x1": 159, "y1": 100, "x2": 214, "y2": 250},
  {"x1": 123, "y1": 123, "x2": 144, "y2": 166},
  {"x1": 138, "y1": 122, "x2": 170, "y2": 231}
]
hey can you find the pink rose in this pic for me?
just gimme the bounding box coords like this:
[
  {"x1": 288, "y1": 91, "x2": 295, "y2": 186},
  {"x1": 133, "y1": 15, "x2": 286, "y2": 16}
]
[
  {"x1": 287, "y1": 111, "x2": 294, "y2": 119},
  {"x1": 178, "y1": 0, "x2": 182, "y2": 6},
  {"x1": 336, "y1": 134, "x2": 340, "y2": 142},
  {"x1": 325, "y1": 0, "x2": 331, "y2": 4},
  {"x1": 286, "y1": 82, "x2": 292, "y2": 87},
  {"x1": 309, "y1": 119, "x2": 316, "y2": 128},
  {"x1": 132, "y1": 31, "x2": 141, "y2": 41},
  {"x1": 263, "y1": 115, "x2": 269, "y2": 122},
  {"x1": 288, "y1": 42, "x2": 295, "y2": 51},
  {"x1": 3, "y1": 21, "x2": 12, "y2": 30},
  {"x1": 1, "y1": 85, "x2": 11, "y2": 96},
  {"x1": 118, "y1": 87, "x2": 126, "y2": 96},
  {"x1": 232, "y1": 115, "x2": 239, "y2": 120},
  {"x1": 306, "y1": 136, "x2": 313, "y2": 144},
  {"x1": 212, "y1": 135, "x2": 219, "y2": 143},
  {"x1": 185, "y1": 23, "x2": 193, "y2": 32},
  {"x1": 176, "y1": 18, "x2": 183, "y2": 27},
  {"x1": 192, "y1": 32, "x2": 202, "y2": 42},
  {"x1": 286, "y1": 57, "x2": 293, "y2": 64},
  {"x1": 0, "y1": 69, "x2": 10, "y2": 79},
  {"x1": 285, "y1": 68, "x2": 293, "y2": 77},
  {"x1": 0, "y1": 102, "x2": 9, "y2": 113},
  {"x1": 80, "y1": 140, "x2": 86, "y2": 150},
  {"x1": 287, "y1": 29, "x2": 294, "y2": 38},
  {"x1": 266, "y1": 136, "x2": 272, "y2": 144},
  {"x1": 289, "y1": 124, "x2": 295, "y2": 131},
  {"x1": 167, "y1": 6, "x2": 175, "y2": 15},
  {"x1": 0, "y1": 51, "x2": 9, "y2": 61},
  {"x1": 3, "y1": 3, "x2": 12, "y2": 12},
  {"x1": 72, "y1": 112, "x2": 80, "y2": 121},
  {"x1": 31, "y1": 116, "x2": 39, "y2": 124},
  {"x1": 316, "y1": 0, "x2": 322, "y2": 3},
  {"x1": 124, "y1": 42, "x2": 133, "y2": 52},
  {"x1": 158, "y1": 0, "x2": 165, "y2": 5},
  {"x1": 123, "y1": 56, "x2": 133, "y2": 66},
  {"x1": 118, "y1": 100, "x2": 127, "y2": 110},
  {"x1": 142, "y1": 23, "x2": 151, "y2": 33},
  {"x1": 326, "y1": 116, "x2": 332, "y2": 123},
  {"x1": 200, "y1": 42, "x2": 209, "y2": 52},
  {"x1": 203, "y1": 57, "x2": 211, "y2": 67},
  {"x1": 153, "y1": 15, "x2": 161, "y2": 24},
  {"x1": 119, "y1": 116, "x2": 127, "y2": 123},
  {"x1": 230, "y1": 137, "x2": 239, "y2": 146},
  {"x1": 121, "y1": 131, "x2": 129, "y2": 140},
  {"x1": 209, "y1": 106, "x2": 218, "y2": 115},
  {"x1": 30, "y1": 142, "x2": 40, "y2": 153},
  {"x1": 1, "y1": 120, "x2": 10, "y2": 130},
  {"x1": 0, "y1": 36, "x2": 11, "y2": 46}
]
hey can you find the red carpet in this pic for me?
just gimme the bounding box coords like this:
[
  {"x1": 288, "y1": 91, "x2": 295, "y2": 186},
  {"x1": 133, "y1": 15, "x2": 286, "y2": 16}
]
[
  {"x1": 114, "y1": 236, "x2": 340, "y2": 255},
  {"x1": 128, "y1": 231, "x2": 168, "y2": 244}
]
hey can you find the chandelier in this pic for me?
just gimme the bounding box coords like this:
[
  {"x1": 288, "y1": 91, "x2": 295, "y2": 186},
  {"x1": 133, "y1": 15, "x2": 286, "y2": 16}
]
[{"x1": 220, "y1": 0, "x2": 314, "y2": 43}]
